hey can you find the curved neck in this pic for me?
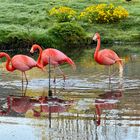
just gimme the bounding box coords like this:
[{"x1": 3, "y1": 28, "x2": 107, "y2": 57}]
[
  {"x1": 94, "y1": 37, "x2": 101, "y2": 59},
  {"x1": 95, "y1": 104, "x2": 101, "y2": 126},
  {"x1": 0, "y1": 96, "x2": 11, "y2": 115},
  {"x1": 36, "y1": 45, "x2": 43, "y2": 66},
  {"x1": 0, "y1": 53, "x2": 15, "y2": 71}
]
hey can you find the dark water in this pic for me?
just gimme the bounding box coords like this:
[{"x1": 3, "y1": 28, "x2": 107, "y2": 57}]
[{"x1": 0, "y1": 51, "x2": 140, "y2": 140}]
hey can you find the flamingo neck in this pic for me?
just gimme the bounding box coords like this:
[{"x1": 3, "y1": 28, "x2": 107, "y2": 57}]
[
  {"x1": 95, "y1": 104, "x2": 101, "y2": 126},
  {"x1": 7, "y1": 96, "x2": 11, "y2": 112},
  {"x1": 0, "y1": 96, "x2": 11, "y2": 115},
  {"x1": 36, "y1": 45, "x2": 43, "y2": 66},
  {"x1": 94, "y1": 37, "x2": 101, "y2": 60},
  {"x1": 1, "y1": 53, "x2": 15, "y2": 72}
]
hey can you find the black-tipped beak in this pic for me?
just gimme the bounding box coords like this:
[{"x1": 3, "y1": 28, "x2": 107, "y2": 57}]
[
  {"x1": 92, "y1": 39, "x2": 96, "y2": 45},
  {"x1": 92, "y1": 36, "x2": 97, "y2": 41},
  {"x1": 30, "y1": 52, "x2": 34, "y2": 56}
]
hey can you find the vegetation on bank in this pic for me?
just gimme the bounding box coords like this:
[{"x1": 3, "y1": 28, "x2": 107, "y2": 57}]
[
  {"x1": 0, "y1": 0, "x2": 139, "y2": 54},
  {"x1": 79, "y1": 4, "x2": 129, "y2": 23}
]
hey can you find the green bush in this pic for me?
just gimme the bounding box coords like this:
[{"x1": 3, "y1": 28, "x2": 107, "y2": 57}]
[
  {"x1": 0, "y1": 23, "x2": 87, "y2": 54},
  {"x1": 46, "y1": 22, "x2": 87, "y2": 52}
]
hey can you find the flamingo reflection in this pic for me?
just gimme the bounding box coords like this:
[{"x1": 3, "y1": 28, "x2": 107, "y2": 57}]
[
  {"x1": 95, "y1": 90, "x2": 123, "y2": 126},
  {"x1": 0, "y1": 96, "x2": 38, "y2": 116},
  {"x1": 0, "y1": 95, "x2": 73, "y2": 118}
]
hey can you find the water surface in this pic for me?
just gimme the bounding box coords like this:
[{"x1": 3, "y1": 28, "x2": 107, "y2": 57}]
[{"x1": 0, "y1": 50, "x2": 140, "y2": 140}]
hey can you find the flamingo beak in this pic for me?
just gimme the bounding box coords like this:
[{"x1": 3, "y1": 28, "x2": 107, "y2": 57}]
[
  {"x1": 30, "y1": 48, "x2": 34, "y2": 54},
  {"x1": 93, "y1": 35, "x2": 97, "y2": 41},
  {"x1": 30, "y1": 48, "x2": 35, "y2": 56}
]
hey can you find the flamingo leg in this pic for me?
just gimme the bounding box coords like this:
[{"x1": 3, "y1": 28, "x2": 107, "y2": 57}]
[
  {"x1": 57, "y1": 66, "x2": 66, "y2": 82},
  {"x1": 48, "y1": 59, "x2": 52, "y2": 97},
  {"x1": 21, "y1": 72, "x2": 28, "y2": 95},
  {"x1": 108, "y1": 66, "x2": 111, "y2": 90},
  {"x1": 53, "y1": 66, "x2": 56, "y2": 83},
  {"x1": 53, "y1": 83, "x2": 56, "y2": 96},
  {"x1": 23, "y1": 72, "x2": 28, "y2": 85},
  {"x1": 108, "y1": 66, "x2": 111, "y2": 82},
  {"x1": 24, "y1": 83, "x2": 28, "y2": 96},
  {"x1": 21, "y1": 72, "x2": 24, "y2": 95}
]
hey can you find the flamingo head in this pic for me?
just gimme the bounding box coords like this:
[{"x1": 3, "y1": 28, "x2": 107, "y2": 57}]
[
  {"x1": 30, "y1": 44, "x2": 40, "y2": 54},
  {"x1": 0, "y1": 52, "x2": 7, "y2": 58},
  {"x1": 92, "y1": 33, "x2": 100, "y2": 41}
]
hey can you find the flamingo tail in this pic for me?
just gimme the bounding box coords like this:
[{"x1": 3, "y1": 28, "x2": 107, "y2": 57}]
[{"x1": 65, "y1": 57, "x2": 76, "y2": 70}]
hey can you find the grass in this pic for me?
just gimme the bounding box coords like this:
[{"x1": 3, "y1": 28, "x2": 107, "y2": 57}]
[{"x1": 0, "y1": 0, "x2": 139, "y2": 51}]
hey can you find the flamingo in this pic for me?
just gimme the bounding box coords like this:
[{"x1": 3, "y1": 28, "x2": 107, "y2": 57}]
[
  {"x1": 0, "y1": 52, "x2": 43, "y2": 85},
  {"x1": 30, "y1": 44, "x2": 76, "y2": 82},
  {"x1": 92, "y1": 33, "x2": 123, "y2": 83}
]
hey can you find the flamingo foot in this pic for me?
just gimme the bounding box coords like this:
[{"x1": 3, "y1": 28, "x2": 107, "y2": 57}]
[{"x1": 53, "y1": 78, "x2": 56, "y2": 84}]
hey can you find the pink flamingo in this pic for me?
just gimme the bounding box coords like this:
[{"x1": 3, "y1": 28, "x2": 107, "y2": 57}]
[
  {"x1": 0, "y1": 52, "x2": 43, "y2": 85},
  {"x1": 93, "y1": 33, "x2": 123, "y2": 82},
  {"x1": 30, "y1": 44, "x2": 76, "y2": 82}
]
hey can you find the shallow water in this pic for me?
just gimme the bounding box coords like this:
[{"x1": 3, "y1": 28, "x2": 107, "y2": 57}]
[{"x1": 0, "y1": 52, "x2": 140, "y2": 140}]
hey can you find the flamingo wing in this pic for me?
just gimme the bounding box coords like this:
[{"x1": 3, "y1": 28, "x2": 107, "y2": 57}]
[
  {"x1": 41, "y1": 48, "x2": 76, "y2": 69},
  {"x1": 42, "y1": 48, "x2": 70, "y2": 65},
  {"x1": 11, "y1": 55, "x2": 37, "y2": 71},
  {"x1": 97, "y1": 49, "x2": 120, "y2": 65}
]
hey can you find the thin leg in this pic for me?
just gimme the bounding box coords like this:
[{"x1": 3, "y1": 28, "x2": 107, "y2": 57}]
[
  {"x1": 118, "y1": 77, "x2": 123, "y2": 90},
  {"x1": 23, "y1": 72, "x2": 28, "y2": 85},
  {"x1": 48, "y1": 105, "x2": 52, "y2": 128},
  {"x1": 57, "y1": 66, "x2": 66, "y2": 82},
  {"x1": 21, "y1": 72, "x2": 24, "y2": 95},
  {"x1": 24, "y1": 83, "x2": 28, "y2": 96},
  {"x1": 48, "y1": 57, "x2": 52, "y2": 97},
  {"x1": 53, "y1": 81, "x2": 56, "y2": 96},
  {"x1": 108, "y1": 66, "x2": 111, "y2": 90},
  {"x1": 108, "y1": 66, "x2": 111, "y2": 82},
  {"x1": 53, "y1": 66, "x2": 56, "y2": 83}
]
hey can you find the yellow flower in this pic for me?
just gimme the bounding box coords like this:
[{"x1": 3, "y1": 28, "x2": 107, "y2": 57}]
[
  {"x1": 79, "y1": 3, "x2": 129, "y2": 23},
  {"x1": 49, "y1": 6, "x2": 76, "y2": 22}
]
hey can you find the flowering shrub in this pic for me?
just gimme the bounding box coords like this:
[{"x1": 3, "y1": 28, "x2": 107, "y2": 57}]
[
  {"x1": 79, "y1": 4, "x2": 129, "y2": 23},
  {"x1": 49, "y1": 6, "x2": 76, "y2": 22}
]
